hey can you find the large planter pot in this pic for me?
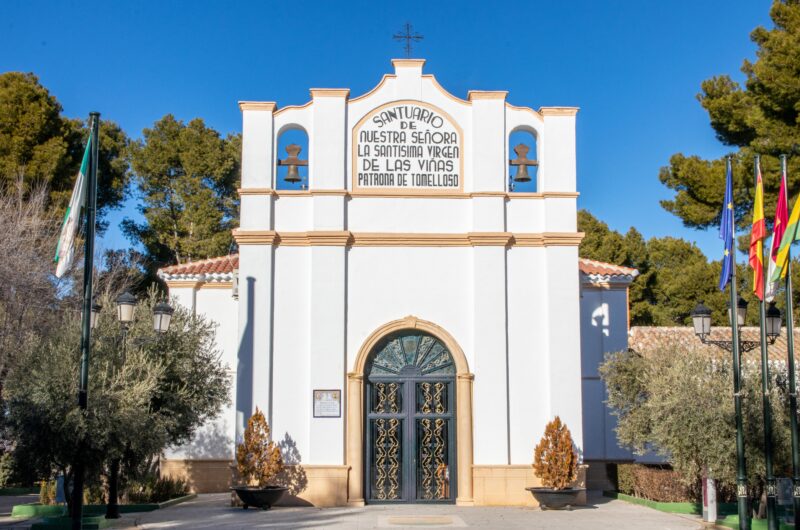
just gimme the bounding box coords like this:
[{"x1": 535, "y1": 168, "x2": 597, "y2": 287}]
[
  {"x1": 232, "y1": 486, "x2": 288, "y2": 510},
  {"x1": 526, "y1": 487, "x2": 585, "y2": 510}
]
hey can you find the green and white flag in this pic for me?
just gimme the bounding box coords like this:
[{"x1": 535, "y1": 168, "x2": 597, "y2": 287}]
[{"x1": 54, "y1": 135, "x2": 91, "y2": 278}]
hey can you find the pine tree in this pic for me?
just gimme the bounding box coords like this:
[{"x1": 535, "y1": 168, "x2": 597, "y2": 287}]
[
  {"x1": 124, "y1": 114, "x2": 240, "y2": 270},
  {"x1": 660, "y1": 1, "x2": 800, "y2": 231},
  {"x1": 0, "y1": 72, "x2": 130, "y2": 230}
]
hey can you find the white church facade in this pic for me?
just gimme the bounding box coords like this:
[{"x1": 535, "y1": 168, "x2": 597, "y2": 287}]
[{"x1": 157, "y1": 59, "x2": 638, "y2": 506}]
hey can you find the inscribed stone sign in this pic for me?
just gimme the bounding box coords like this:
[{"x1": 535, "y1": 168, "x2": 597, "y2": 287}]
[
  {"x1": 353, "y1": 100, "x2": 462, "y2": 192},
  {"x1": 313, "y1": 389, "x2": 341, "y2": 418}
]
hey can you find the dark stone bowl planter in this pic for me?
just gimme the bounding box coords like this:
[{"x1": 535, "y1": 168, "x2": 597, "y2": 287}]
[
  {"x1": 232, "y1": 486, "x2": 288, "y2": 510},
  {"x1": 526, "y1": 487, "x2": 585, "y2": 510}
]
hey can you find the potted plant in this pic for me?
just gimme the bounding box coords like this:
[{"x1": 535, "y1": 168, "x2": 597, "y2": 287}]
[
  {"x1": 232, "y1": 408, "x2": 287, "y2": 510},
  {"x1": 526, "y1": 416, "x2": 584, "y2": 509}
]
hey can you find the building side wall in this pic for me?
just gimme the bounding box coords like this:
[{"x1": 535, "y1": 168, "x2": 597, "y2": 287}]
[
  {"x1": 164, "y1": 285, "x2": 238, "y2": 461},
  {"x1": 579, "y1": 285, "x2": 634, "y2": 462}
]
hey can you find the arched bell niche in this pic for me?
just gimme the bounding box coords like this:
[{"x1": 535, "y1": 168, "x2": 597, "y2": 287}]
[
  {"x1": 508, "y1": 129, "x2": 538, "y2": 193},
  {"x1": 276, "y1": 127, "x2": 309, "y2": 190}
]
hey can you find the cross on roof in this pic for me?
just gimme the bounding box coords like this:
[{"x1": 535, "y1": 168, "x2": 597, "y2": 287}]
[{"x1": 393, "y1": 22, "x2": 423, "y2": 58}]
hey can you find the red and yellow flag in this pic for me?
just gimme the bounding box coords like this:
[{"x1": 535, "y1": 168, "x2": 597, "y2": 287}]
[{"x1": 749, "y1": 161, "x2": 766, "y2": 299}]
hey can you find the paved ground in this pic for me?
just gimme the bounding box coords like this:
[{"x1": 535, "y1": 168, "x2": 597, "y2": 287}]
[
  {"x1": 114, "y1": 492, "x2": 703, "y2": 529},
  {"x1": 0, "y1": 495, "x2": 37, "y2": 517}
]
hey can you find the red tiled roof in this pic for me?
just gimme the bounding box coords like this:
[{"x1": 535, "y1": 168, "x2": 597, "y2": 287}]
[
  {"x1": 158, "y1": 255, "x2": 239, "y2": 277},
  {"x1": 578, "y1": 258, "x2": 638, "y2": 278}
]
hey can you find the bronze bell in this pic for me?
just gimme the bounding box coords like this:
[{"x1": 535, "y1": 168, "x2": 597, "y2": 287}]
[
  {"x1": 513, "y1": 164, "x2": 531, "y2": 183},
  {"x1": 279, "y1": 144, "x2": 306, "y2": 184},
  {"x1": 510, "y1": 143, "x2": 537, "y2": 183},
  {"x1": 284, "y1": 164, "x2": 301, "y2": 183}
]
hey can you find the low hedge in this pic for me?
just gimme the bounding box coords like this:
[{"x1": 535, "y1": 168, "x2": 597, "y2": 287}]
[
  {"x1": 604, "y1": 491, "x2": 737, "y2": 516},
  {"x1": 616, "y1": 463, "x2": 699, "y2": 502}
]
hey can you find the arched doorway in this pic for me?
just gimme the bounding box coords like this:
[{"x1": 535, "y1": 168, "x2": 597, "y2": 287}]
[
  {"x1": 346, "y1": 316, "x2": 474, "y2": 507},
  {"x1": 365, "y1": 332, "x2": 456, "y2": 503}
]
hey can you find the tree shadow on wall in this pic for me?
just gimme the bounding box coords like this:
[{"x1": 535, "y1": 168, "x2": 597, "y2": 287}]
[
  {"x1": 275, "y1": 432, "x2": 311, "y2": 506},
  {"x1": 183, "y1": 422, "x2": 234, "y2": 459}
]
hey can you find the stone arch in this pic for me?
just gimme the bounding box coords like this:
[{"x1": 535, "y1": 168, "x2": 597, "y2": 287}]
[{"x1": 346, "y1": 316, "x2": 474, "y2": 506}]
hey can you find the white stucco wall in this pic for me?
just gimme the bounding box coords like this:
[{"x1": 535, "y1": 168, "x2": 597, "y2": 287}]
[{"x1": 165, "y1": 285, "x2": 238, "y2": 460}]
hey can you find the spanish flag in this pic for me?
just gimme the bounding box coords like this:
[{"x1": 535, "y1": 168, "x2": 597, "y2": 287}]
[
  {"x1": 749, "y1": 159, "x2": 766, "y2": 299},
  {"x1": 770, "y1": 174, "x2": 800, "y2": 283},
  {"x1": 766, "y1": 161, "x2": 789, "y2": 300}
]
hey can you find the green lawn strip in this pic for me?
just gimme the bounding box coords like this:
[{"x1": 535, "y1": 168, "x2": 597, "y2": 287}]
[
  {"x1": 602, "y1": 491, "x2": 737, "y2": 516},
  {"x1": 30, "y1": 515, "x2": 111, "y2": 530},
  {"x1": 13, "y1": 494, "x2": 197, "y2": 519},
  {"x1": 11, "y1": 504, "x2": 65, "y2": 518},
  {"x1": 715, "y1": 515, "x2": 794, "y2": 530}
]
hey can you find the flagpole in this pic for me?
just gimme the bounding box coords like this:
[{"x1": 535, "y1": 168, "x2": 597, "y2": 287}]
[
  {"x1": 71, "y1": 112, "x2": 99, "y2": 530},
  {"x1": 754, "y1": 155, "x2": 778, "y2": 530},
  {"x1": 780, "y1": 152, "x2": 800, "y2": 527},
  {"x1": 728, "y1": 155, "x2": 750, "y2": 530}
]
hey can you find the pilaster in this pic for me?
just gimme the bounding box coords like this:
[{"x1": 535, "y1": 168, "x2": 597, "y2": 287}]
[
  {"x1": 544, "y1": 244, "x2": 584, "y2": 452},
  {"x1": 308, "y1": 244, "x2": 346, "y2": 464},
  {"x1": 539, "y1": 107, "x2": 578, "y2": 193},
  {"x1": 239, "y1": 102, "x2": 276, "y2": 230},
  {"x1": 471, "y1": 244, "x2": 509, "y2": 465},
  {"x1": 469, "y1": 91, "x2": 507, "y2": 193},
  {"x1": 235, "y1": 241, "x2": 275, "y2": 435}
]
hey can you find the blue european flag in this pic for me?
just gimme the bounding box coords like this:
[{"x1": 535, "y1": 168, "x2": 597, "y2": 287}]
[{"x1": 719, "y1": 161, "x2": 734, "y2": 291}]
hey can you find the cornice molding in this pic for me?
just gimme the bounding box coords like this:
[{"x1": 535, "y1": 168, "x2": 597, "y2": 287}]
[
  {"x1": 238, "y1": 101, "x2": 277, "y2": 112},
  {"x1": 196, "y1": 281, "x2": 234, "y2": 290},
  {"x1": 467, "y1": 232, "x2": 513, "y2": 246},
  {"x1": 236, "y1": 189, "x2": 579, "y2": 200},
  {"x1": 539, "y1": 106, "x2": 580, "y2": 117},
  {"x1": 165, "y1": 280, "x2": 202, "y2": 289},
  {"x1": 467, "y1": 90, "x2": 508, "y2": 101},
  {"x1": 305, "y1": 231, "x2": 352, "y2": 246},
  {"x1": 310, "y1": 88, "x2": 350, "y2": 99},
  {"x1": 538, "y1": 232, "x2": 585, "y2": 246},
  {"x1": 238, "y1": 188, "x2": 274, "y2": 196},
  {"x1": 392, "y1": 58, "x2": 426, "y2": 68},
  {"x1": 231, "y1": 230, "x2": 584, "y2": 248},
  {"x1": 232, "y1": 229, "x2": 278, "y2": 245},
  {"x1": 352, "y1": 233, "x2": 469, "y2": 247}
]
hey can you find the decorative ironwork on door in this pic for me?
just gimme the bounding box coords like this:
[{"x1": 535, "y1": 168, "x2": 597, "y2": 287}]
[{"x1": 366, "y1": 332, "x2": 456, "y2": 503}]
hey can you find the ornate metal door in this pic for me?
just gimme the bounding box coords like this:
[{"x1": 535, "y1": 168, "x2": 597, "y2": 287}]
[{"x1": 365, "y1": 332, "x2": 456, "y2": 503}]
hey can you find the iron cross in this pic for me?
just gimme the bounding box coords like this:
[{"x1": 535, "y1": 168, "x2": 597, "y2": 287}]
[{"x1": 393, "y1": 23, "x2": 423, "y2": 58}]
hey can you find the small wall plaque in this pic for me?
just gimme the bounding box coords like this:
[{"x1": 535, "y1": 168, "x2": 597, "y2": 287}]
[{"x1": 313, "y1": 389, "x2": 341, "y2": 418}]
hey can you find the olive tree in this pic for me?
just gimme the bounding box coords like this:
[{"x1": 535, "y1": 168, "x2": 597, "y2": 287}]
[
  {"x1": 4, "y1": 290, "x2": 230, "y2": 514},
  {"x1": 601, "y1": 346, "x2": 792, "y2": 502}
]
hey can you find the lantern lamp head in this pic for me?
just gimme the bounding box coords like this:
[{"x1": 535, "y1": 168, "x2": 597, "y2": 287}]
[
  {"x1": 691, "y1": 302, "x2": 712, "y2": 338},
  {"x1": 152, "y1": 300, "x2": 175, "y2": 333},
  {"x1": 766, "y1": 302, "x2": 782, "y2": 341},
  {"x1": 89, "y1": 301, "x2": 102, "y2": 330},
  {"x1": 116, "y1": 291, "x2": 137, "y2": 324},
  {"x1": 727, "y1": 296, "x2": 748, "y2": 328}
]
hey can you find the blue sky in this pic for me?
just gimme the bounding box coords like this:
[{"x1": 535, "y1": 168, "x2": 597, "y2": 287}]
[{"x1": 2, "y1": 0, "x2": 772, "y2": 258}]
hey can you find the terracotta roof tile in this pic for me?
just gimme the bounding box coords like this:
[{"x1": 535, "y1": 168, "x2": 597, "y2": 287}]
[
  {"x1": 158, "y1": 254, "x2": 238, "y2": 279},
  {"x1": 578, "y1": 258, "x2": 638, "y2": 277}
]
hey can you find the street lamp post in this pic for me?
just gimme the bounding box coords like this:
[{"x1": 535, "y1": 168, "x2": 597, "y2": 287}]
[
  {"x1": 102, "y1": 292, "x2": 173, "y2": 520},
  {"x1": 691, "y1": 298, "x2": 781, "y2": 530}
]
